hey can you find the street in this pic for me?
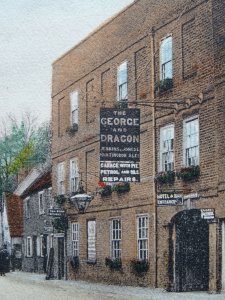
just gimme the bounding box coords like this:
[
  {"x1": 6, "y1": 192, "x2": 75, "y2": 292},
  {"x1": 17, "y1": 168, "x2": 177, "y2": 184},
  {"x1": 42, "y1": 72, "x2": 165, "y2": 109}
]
[{"x1": 0, "y1": 272, "x2": 225, "y2": 300}]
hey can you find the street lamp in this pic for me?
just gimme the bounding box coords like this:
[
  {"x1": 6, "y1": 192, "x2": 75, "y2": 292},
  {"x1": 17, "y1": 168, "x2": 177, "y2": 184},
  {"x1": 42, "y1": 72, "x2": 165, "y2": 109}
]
[{"x1": 70, "y1": 184, "x2": 93, "y2": 213}]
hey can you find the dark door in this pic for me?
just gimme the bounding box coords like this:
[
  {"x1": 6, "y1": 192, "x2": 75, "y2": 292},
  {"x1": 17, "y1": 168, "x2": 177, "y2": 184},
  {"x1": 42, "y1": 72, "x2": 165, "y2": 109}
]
[
  {"x1": 58, "y1": 237, "x2": 64, "y2": 280},
  {"x1": 33, "y1": 236, "x2": 38, "y2": 273},
  {"x1": 175, "y1": 209, "x2": 209, "y2": 292}
]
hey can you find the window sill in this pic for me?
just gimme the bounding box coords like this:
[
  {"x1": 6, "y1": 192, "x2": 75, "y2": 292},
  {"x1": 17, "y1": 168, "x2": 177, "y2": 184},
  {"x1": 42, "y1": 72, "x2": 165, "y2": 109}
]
[{"x1": 86, "y1": 260, "x2": 97, "y2": 265}]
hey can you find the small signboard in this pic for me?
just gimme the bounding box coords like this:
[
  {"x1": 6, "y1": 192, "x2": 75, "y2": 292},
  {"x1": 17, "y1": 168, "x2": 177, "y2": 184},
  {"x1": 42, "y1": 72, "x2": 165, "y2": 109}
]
[
  {"x1": 157, "y1": 192, "x2": 183, "y2": 206},
  {"x1": 201, "y1": 208, "x2": 215, "y2": 220},
  {"x1": 44, "y1": 226, "x2": 53, "y2": 233},
  {"x1": 54, "y1": 233, "x2": 64, "y2": 238},
  {"x1": 49, "y1": 208, "x2": 65, "y2": 217}
]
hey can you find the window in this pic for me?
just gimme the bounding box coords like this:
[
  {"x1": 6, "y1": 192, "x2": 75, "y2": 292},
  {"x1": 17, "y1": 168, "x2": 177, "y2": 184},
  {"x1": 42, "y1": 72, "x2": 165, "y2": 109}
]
[
  {"x1": 110, "y1": 219, "x2": 121, "y2": 259},
  {"x1": 87, "y1": 220, "x2": 96, "y2": 262},
  {"x1": 71, "y1": 223, "x2": 79, "y2": 257},
  {"x1": 117, "y1": 61, "x2": 128, "y2": 102},
  {"x1": 70, "y1": 159, "x2": 79, "y2": 193},
  {"x1": 137, "y1": 215, "x2": 149, "y2": 260},
  {"x1": 40, "y1": 235, "x2": 47, "y2": 257},
  {"x1": 160, "y1": 36, "x2": 172, "y2": 80},
  {"x1": 160, "y1": 124, "x2": 174, "y2": 171},
  {"x1": 70, "y1": 91, "x2": 78, "y2": 125},
  {"x1": 57, "y1": 162, "x2": 65, "y2": 195},
  {"x1": 38, "y1": 191, "x2": 45, "y2": 215},
  {"x1": 25, "y1": 197, "x2": 30, "y2": 218},
  {"x1": 184, "y1": 116, "x2": 199, "y2": 166},
  {"x1": 26, "y1": 236, "x2": 32, "y2": 257}
]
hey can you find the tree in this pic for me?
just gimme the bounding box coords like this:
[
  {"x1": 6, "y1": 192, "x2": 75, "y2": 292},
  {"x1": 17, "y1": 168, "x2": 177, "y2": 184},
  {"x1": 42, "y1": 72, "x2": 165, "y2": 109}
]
[{"x1": 0, "y1": 114, "x2": 51, "y2": 193}]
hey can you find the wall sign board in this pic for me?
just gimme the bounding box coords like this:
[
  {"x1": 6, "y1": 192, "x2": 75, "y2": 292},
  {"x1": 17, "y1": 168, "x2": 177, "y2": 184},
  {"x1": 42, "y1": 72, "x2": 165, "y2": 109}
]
[{"x1": 100, "y1": 108, "x2": 140, "y2": 182}]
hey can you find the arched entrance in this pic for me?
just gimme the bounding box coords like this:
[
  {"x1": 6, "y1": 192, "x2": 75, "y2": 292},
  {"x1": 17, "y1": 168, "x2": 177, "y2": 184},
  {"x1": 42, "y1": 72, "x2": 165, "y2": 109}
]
[{"x1": 171, "y1": 209, "x2": 209, "y2": 292}]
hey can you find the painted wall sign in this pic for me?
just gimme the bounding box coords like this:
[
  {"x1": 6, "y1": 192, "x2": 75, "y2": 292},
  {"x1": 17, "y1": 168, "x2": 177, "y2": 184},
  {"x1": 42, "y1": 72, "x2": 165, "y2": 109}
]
[
  {"x1": 87, "y1": 220, "x2": 96, "y2": 262},
  {"x1": 201, "y1": 208, "x2": 215, "y2": 220},
  {"x1": 48, "y1": 208, "x2": 65, "y2": 217},
  {"x1": 100, "y1": 108, "x2": 140, "y2": 182},
  {"x1": 157, "y1": 192, "x2": 183, "y2": 206}
]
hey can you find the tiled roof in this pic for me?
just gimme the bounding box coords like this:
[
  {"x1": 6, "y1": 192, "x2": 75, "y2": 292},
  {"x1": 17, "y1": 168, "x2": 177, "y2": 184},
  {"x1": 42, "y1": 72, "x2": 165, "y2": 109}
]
[
  {"x1": 5, "y1": 193, "x2": 23, "y2": 237},
  {"x1": 22, "y1": 172, "x2": 51, "y2": 198}
]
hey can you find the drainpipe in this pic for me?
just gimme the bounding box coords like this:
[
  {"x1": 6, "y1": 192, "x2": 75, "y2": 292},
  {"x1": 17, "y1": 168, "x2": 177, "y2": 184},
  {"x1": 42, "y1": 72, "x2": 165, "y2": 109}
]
[{"x1": 150, "y1": 26, "x2": 157, "y2": 288}]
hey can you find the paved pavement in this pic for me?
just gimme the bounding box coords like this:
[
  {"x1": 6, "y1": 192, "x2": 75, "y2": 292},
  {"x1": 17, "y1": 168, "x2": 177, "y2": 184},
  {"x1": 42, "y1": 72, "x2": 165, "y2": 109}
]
[{"x1": 0, "y1": 271, "x2": 225, "y2": 300}]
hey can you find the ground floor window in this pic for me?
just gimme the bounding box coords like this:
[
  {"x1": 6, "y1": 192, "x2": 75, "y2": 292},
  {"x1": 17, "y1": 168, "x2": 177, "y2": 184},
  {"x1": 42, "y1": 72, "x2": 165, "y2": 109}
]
[
  {"x1": 71, "y1": 223, "x2": 79, "y2": 257},
  {"x1": 137, "y1": 215, "x2": 149, "y2": 260},
  {"x1": 110, "y1": 219, "x2": 121, "y2": 259}
]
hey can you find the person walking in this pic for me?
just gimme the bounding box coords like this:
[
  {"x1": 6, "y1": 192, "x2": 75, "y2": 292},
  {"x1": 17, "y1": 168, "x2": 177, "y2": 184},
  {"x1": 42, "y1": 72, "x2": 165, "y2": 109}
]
[{"x1": 0, "y1": 245, "x2": 10, "y2": 276}]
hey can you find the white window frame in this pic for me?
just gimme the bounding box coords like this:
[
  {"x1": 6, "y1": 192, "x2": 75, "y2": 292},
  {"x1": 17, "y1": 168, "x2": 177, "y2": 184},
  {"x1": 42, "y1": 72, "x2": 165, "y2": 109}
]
[
  {"x1": 70, "y1": 158, "x2": 79, "y2": 194},
  {"x1": 26, "y1": 236, "x2": 33, "y2": 257},
  {"x1": 25, "y1": 197, "x2": 30, "y2": 219},
  {"x1": 183, "y1": 116, "x2": 199, "y2": 166},
  {"x1": 160, "y1": 124, "x2": 174, "y2": 171},
  {"x1": 70, "y1": 90, "x2": 79, "y2": 125},
  {"x1": 110, "y1": 219, "x2": 122, "y2": 260},
  {"x1": 117, "y1": 61, "x2": 128, "y2": 102},
  {"x1": 38, "y1": 191, "x2": 45, "y2": 215},
  {"x1": 137, "y1": 215, "x2": 149, "y2": 261},
  {"x1": 57, "y1": 162, "x2": 65, "y2": 195},
  {"x1": 71, "y1": 223, "x2": 79, "y2": 257},
  {"x1": 160, "y1": 35, "x2": 173, "y2": 80}
]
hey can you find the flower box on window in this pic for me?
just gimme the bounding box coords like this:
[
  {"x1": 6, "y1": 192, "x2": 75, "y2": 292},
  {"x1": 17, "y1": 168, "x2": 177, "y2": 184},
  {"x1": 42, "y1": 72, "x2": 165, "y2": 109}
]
[
  {"x1": 98, "y1": 185, "x2": 112, "y2": 197},
  {"x1": 155, "y1": 170, "x2": 175, "y2": 185},
  {"x1": 105, "y1": 257, "x2": 122, "y2": 271},
  {"x1": 176, "y1": 165, "x2": 200, "y2": 182},
  {"x1": 54, "y1": 194, "x2": 67, "y2": 206},
  {"x1": 112, "y1": 182, "x2": 130, "y2": 193},
  {"x1": 155, "y1": 78, "x2": 173, "y2": 95},
  {"x1": 66, "y1": 123, "x2": 78, "y2": 136},
  {"x1": 130, "y1": 259, "x2": 149, "y2": 275}
]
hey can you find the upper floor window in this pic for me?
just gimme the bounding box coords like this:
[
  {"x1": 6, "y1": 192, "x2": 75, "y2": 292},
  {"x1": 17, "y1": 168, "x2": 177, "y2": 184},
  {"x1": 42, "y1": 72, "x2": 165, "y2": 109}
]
[
  {"x1": 25, "y1": 197, "x2": 30, "y2": 219},
  {"x1": 110, "y1": 219, "x2": 121, "y2": 259},
  {"x1": 117, "y1": 61, "x2": 128, "y2": 102},
  {"x1": 70, "y1": 158, "x2": 79, "y2": 193},
  {"x1": 160, "y1": 36, "x2": 172, "y2": 80},
  {"x1": 57, "y1": 162, "x2": 65, "y2": 195},
  {"x1": 38, "y1": 191, "x2": 45, "y2": 215},
  {"x1": 184, "y1": 116, "x2": 199, "y2": 166},
  {"x1": 70, "y1": 91, "x2": 79, "y2": 125},
  {"x1": 71, "y1": 223, "x2": 79, "y2": 257},
  {"x1": 137, "y1": 215, "x2": 149, "y2": 261},
  {"x1": 160, "y1": 124, "x2": 174, "y2": 171}
]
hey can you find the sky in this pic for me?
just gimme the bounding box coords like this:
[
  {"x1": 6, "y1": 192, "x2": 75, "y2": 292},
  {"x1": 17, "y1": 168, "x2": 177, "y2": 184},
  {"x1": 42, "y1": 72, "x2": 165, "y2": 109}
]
[{"x1": 0, "y1": 0, "x2": 133, "y2": 125}]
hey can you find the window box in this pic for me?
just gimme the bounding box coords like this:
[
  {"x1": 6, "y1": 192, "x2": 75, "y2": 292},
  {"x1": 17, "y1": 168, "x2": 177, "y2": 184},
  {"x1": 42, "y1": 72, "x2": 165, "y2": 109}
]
[
  {"x1": 66, "y1": 123, "x2": 78, "y2": 136},
  {"x1": 52, "y1": 216, "x2": 68, "y2": 232},
  {"x1": 155, "y1": 170, "x2": 175, "y2": 185},
  {"x1": 176, "y1": 165, "x2": 200, "y2": 182},
  {"x1": 105, "y1": 257, "x2": 122, "y2": 271},
  {"x1": 70, "y1": 256, "x2": 79, "y2": 270},
  {"x1": 98, "y1": 185, "x2": 112, "y2": 197},
  {"x1": 112, "y1": 182, "x2": 130, "y2": 193},
  {"x1": 155, "y1": 78, "x2": 173, "y2": 95},
  {"x1": 130, "y1": 259, "x2": 149, "y2": 275},
  {"x1": 115, "y1": 100, "x2": 128, "y2": 109},
  {"x1": 54, "y1": 194, "x2": 67, "y2": 206}
]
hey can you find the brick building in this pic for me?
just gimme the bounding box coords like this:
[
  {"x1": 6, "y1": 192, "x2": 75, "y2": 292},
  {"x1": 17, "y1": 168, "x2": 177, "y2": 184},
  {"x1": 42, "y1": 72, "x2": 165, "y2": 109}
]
[{"x1": 51, "y1": 0, "x2": 225, "y2": 292}]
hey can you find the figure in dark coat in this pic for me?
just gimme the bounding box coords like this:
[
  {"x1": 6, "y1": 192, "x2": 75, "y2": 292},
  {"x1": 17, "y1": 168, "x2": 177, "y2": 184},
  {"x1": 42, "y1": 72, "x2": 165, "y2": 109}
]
[{"x1": 0, "y1": 245, "x2": 10, "y2": 276}]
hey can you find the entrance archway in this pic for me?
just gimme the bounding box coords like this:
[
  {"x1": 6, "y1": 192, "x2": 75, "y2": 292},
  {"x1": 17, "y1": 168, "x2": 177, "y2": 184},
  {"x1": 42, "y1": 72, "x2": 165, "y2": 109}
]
[{"x1": 171, "y1": 209, "x2": 209, "y2": 292}]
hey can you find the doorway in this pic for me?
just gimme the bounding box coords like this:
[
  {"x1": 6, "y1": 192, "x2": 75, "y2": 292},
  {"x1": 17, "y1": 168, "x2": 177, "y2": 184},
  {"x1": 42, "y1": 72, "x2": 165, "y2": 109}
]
[
  {"x1": 58, "y1": 237, "x2": 64, "y2": 280},
  {"x1": 172, "y1": 209, "x2": 209, "y2": 292}
]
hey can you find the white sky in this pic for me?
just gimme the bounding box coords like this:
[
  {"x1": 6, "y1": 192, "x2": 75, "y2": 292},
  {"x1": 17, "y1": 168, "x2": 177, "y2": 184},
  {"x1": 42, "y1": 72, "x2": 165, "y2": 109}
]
[{"x1": 0, "y1": 0, "x2": 133, "y2": 125}]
